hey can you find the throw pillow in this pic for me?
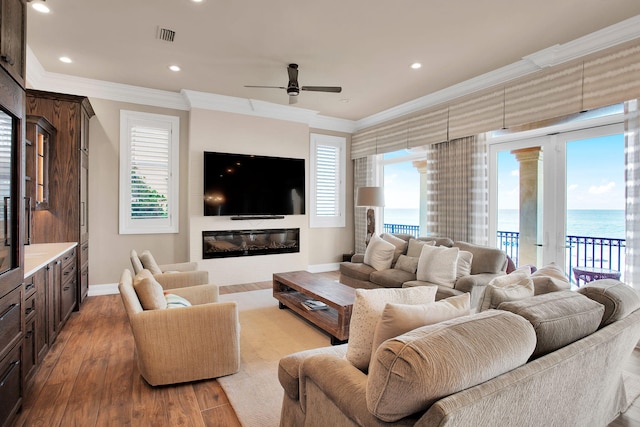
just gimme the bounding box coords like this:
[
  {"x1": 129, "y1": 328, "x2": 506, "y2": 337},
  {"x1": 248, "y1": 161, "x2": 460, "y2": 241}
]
[
  {"x1": 381, "y1": 233, "x2": 409, "y2": 265},
  {"x1": 371, "y1": 293, "x2": 470, "y2": 352},
  {"x1": 363, "y1": 234, "x2": 396, "y2": 271},
  {"x1": 139, "y1": 250, "x2": 163, "y2": 275},
  {"x1": 133, "y1": 269, "x2": 167, "y2": 310},
  {"x1": 165, "y1": 293, "x2": 192, "y2": 308},
  {"x1": 531, "y1": 262, "x2": 568, "y2": 282},
  {"x1": 455, "y1": 250, "x2": 473, "y2": 279},
  {"x1": 530, "y1": 262, "x2": 570, "y2": 295},
  {"x1": 346, "y1": 286, "x2": 438, "y2": 371},
  {"x1": 416, "y1": 245, "x2": 460, "y2": 287},
  {"x1": 394, "y1": 255, "x2": 419, "y2": 274},
  {"x1": 479, "y1": 277, "x2": 534, "y2": 312},
  {"x1": 406, "y1": 238, "x2": 435, "y2": 257}
]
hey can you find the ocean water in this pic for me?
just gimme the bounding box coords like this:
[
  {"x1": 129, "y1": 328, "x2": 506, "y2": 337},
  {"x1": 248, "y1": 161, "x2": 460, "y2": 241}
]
[{"x1": 383, "y1": 208, "x2": 625, "y2": 239}]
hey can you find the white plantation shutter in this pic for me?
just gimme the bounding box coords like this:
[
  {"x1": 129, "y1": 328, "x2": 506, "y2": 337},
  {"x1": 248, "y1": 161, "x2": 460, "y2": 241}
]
[
  {"x1": 120, "y1": 110, "x2": 179, "y2": 234},
  {"x1": 310, "y1": 133, "x2": 345, "y2": 228}
]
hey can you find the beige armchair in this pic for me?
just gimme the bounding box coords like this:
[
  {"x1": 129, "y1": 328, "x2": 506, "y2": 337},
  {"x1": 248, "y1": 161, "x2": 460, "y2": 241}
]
[
  {"x1": 118, "y1": 269, "x2": 240, "y2": 386},
  {"x1": 130, "y1": 249, "x2": 208, "y2": 289}
]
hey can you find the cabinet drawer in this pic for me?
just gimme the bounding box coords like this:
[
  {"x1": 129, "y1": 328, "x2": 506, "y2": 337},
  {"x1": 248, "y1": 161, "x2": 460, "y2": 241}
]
[
  {"x1": 0, "y1": 286, "x2": 21, "y2": 357},
  {"x1": 61, "y1": 247, "x2": 76, "y2": 270},
  {"x1": 61, "y1": 261, "x2": 76, "y2": 285},
  {"x1": 23, "y1": 319, "x2": 35, "y2": 382},
  {"x1": 23, "y1": 292, "x2": 35, "y2": 321},
  {"x1": 0, "y1": 343, "x2": 22, "y2": 426},
  {"x1": 22, "y1": 277, "x2": 35, "y2": 299}
]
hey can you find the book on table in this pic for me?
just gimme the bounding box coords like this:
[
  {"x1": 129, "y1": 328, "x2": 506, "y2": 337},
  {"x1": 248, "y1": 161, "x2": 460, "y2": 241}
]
[{"x1": 302, "y1": 299, "x2": 328, "y2": 311}]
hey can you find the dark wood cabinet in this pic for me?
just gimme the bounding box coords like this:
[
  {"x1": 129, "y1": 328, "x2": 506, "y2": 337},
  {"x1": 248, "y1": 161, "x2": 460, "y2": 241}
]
[
  {"x1": 26, "y1": 91, "x2": 94, "y2": 307},
  {"x1": 0, "y1": 0, "x2": 25, "y2": 88}
]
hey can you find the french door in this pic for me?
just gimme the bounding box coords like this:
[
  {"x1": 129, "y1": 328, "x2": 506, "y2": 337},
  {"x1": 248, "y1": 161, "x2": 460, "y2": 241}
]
[{"x1": 489, "y1": 122, "x2": 624, "y2": 276}]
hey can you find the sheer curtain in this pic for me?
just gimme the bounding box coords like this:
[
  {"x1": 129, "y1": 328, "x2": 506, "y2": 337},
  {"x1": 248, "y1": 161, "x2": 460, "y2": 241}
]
[
  {"x1": 426, "y1": 135, "x2": 488, "y2": 244},
  {"x1": 625, "y1": 99, "x2": 640, "y2": 290}
]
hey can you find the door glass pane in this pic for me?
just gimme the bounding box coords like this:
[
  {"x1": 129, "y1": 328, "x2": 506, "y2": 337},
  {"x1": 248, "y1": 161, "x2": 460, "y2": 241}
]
[
  {"x1": 382, "y1": 151, "x2": 421, "y2": 237},
  {"x1": 565, "y1": 134, "x2": 625, "y2": 283},
  {"x1": 496, "y1": 150, "x2": 521, "y2": 265},
  {"x1": 0, "y1": 109, "x2": 14, "y2": 274}
]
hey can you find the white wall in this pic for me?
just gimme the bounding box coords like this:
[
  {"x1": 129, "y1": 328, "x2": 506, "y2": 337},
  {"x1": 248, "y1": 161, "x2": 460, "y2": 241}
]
[{"x1": 188, "y1": 109, "x2": 354, "y2": 285}]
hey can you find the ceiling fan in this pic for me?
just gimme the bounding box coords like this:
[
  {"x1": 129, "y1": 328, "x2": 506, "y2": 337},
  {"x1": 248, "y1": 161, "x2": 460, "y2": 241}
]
[{"x1": 245, "y1": 63, "x2": 342, "y2": 104}]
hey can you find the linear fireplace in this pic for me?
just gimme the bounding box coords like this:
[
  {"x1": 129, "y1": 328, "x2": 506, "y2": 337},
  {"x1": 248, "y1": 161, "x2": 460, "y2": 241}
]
[{"x1": 202, "y1": 228, "x2": 300, "y2": 259}]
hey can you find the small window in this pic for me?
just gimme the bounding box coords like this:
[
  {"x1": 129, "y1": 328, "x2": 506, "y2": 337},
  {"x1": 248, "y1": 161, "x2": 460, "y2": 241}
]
[
  {"x1": 310, "y1": 133, "x2": 346, "y2": 228},
  {"x1": 119, "y1": 110, "x2": 179, "y2": 234}
]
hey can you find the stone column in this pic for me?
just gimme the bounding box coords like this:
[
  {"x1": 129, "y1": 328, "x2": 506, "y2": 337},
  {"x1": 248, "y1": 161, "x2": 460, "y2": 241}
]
[
  {"x1": 512, "y1": 147, "x2": 543, "y2": 266},
  {"x1": 412, "y1": 160, "x2": 428, "y2": 237}
]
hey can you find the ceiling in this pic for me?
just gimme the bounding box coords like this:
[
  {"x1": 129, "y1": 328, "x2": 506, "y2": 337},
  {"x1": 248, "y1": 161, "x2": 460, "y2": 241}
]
[{"x1": 26, "y1": 0, "x2": 640, "y2": 122}]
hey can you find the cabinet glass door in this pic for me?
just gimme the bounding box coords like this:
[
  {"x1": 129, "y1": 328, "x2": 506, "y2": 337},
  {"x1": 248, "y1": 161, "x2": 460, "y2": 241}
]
[{"x1": 0, "y1": 108, "x2": 13, "y2": 274}]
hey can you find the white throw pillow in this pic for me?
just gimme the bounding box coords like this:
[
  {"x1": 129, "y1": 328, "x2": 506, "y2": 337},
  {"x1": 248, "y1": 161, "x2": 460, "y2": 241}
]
[
  {"x1": 456, "y1": 250, "x2": 473, "y2": 279},
  {"x1": 416, "y1": 245, "x2": 460, "y2": 287},
  {"x1": 381, "y1": 233, "x2": 409, "y2": 264},
  {"x1": 479, "y1": 271, "x2": 534, "y2": 312},
  {"x1": 363, "y1": 234, "x2": 396, "y2": 271},
  {"x1": 346, "y1": 286, "x2": 438, "y2": 371},
  {"x1": 371, "y1": 293, "x2": 470, "y2": 352}
]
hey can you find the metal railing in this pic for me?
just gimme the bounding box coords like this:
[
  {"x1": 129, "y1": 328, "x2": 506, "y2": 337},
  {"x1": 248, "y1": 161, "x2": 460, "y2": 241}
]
[
  {"x1": 383, "y1": 223, "x2": 420, "y2": 237},
  {"x1": 496, "y1": 231, "x2": 626, "y2": 281}
]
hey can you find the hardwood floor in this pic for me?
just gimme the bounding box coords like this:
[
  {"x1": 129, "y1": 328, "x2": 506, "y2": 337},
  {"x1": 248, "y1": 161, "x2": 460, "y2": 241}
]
[{"x1": 12, "y1": 277, "x2": 640, "y2": 427}]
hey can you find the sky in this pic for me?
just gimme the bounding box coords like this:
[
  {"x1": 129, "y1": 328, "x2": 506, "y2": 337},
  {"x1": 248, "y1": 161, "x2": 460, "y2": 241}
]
[{"x1": 497, "y1": 133, "x2": 624, "y2": 211}]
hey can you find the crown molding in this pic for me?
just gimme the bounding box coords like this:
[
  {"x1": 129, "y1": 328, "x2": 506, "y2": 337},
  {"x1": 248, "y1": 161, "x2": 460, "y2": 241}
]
[{"x1": 355, "y1": 14, "x2": 640, "y2": 131}]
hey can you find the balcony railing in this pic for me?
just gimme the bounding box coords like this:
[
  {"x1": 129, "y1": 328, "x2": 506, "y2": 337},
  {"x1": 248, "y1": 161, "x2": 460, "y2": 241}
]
[
  {"x1": 383, "y1": 223, "x2": 420, "y2": 237},
  {"x1": 497, "y1": 231, "x2": 626, "y2": 282}
]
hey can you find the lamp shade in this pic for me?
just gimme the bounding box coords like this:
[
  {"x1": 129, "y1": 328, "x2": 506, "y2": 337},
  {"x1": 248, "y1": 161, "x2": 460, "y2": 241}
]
[{"x1": 356, "y1": 186, "x2": 385, "y2": 207}]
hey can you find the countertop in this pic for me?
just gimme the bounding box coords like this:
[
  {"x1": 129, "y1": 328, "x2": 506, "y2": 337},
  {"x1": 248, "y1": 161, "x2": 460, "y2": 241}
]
[{"x1": 24, "y1": 242, "x2": 78, "y2": 278}]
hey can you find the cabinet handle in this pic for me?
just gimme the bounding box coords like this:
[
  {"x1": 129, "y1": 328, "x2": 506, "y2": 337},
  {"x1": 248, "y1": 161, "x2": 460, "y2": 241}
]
[
  {"x1": 3, "y1": 196, "x2": 9, "y2": 247},
  {"x1": 0, "y1": 303, "x2": 18, "y2": 321},
  {"x1": 1, "y1": 53, "x2": 15, "y2": 66},
  {"x1": 0, "y1": 360, "x2": 20, "y2": 387},
  {"x1": 25, "y1": 307, "x2": 34, "y2": 315},
  {"x1": 25, "y1": 197, "x2": 32, "y2": 245},
  {"x1": 25, "y1": 331, "x2": 33, "y2": 339},
  {"x1": 24, "y1": 282, "x2": 35, "y2": 292},
  {"x1": 63, "y1": 286, "x2": 70, "y2": 291}
]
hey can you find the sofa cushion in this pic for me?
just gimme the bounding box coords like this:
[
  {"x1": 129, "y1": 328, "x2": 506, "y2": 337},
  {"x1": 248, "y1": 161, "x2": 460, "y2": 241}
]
[
  {"x1": 456, "y1": 250, "x2": 473, "y2": 279},
  {"x1": 381, "y1": 233, "x2": 409, "y2": 265},
  {"x1": 139, "y1": 250, "x2": 163, "y2": 275},
  {"x1": 418, "y1": 236, "x2": 454, "y2": 247},
  {"x1": 530, "y1": 262, "x2": 570, "y2": 295},
  {"x1": 165, "y1": 293, "x2": 192, "y2": 308},
  {"x1": 498, "y1": 290, "x2": 604, "y2": 358},
  {"x1": 371, "y1": 293, "x2": 470, "y2": 352},
  {"x1": 416, "y1": 245, "x2": 460, "y2": 288},
  {"x1": 577, "y1": 279, "x2": 640, "y2": 327},
  {"x1": 395, "y1": 255, "x2": 419, "y2": 274},
  {"x1": 339, "y1": 262, "x2": 376, "y2": 282},
  {"x1": 133, "y1": 269, "x2": 167, "y2": 310},
  {"x1": 364, "y1": 234, "x2": 396, "y2": 271},
  {"x1": 479, "y1": 272, "x2": 534, "y2": 312},
  {"x1": 453, "y1": 241, "x2": 506, "y2": 274},
  {"x1": 369, "y1": 268, "x2": 416, "y2": 288},
  {"x1": 406, "y1": 238, "x2": 435, "y2": 257},
  {"x1": 366, "y1": 310, "x2": 536, "y2": 422},
  {"x1": 346, "y1": 286, "x2": 437, "y2": 371}
]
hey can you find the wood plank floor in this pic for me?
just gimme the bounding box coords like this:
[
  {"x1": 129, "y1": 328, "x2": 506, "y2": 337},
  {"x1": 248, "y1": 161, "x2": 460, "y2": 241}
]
[{"x1": 12, "y1": 276, "x2": 640, "y2": 427}]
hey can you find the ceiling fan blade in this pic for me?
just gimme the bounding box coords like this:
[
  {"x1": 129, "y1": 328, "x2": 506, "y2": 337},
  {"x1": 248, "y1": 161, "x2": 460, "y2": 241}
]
[
  {"x1": 301, "y1": 86, "x2": 342, "y2": 93},
  {"x1": 289, "y1": 95, "x2": 298, "y2": 105},
  {"x1": 287, "y1": 64, "x2": 299, "y2": 84},
  {"x1": 244, "y1": 85, "x2": 287, "y2": 89}
]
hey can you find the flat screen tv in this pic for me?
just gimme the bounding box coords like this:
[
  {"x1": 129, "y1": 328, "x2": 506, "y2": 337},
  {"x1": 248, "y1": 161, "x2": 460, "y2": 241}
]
[{"x1": 203, "y1": 151, "x2": 305, "y2": 217}]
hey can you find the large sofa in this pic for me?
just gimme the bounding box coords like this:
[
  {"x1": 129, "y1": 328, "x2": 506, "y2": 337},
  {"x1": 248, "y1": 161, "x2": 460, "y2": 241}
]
[
  {"x1": 278, "y1": 280, "x2": 640, "y2": 426},
  {"x1": 339, "y1": 234, "x2": 510, "y2": 308}
]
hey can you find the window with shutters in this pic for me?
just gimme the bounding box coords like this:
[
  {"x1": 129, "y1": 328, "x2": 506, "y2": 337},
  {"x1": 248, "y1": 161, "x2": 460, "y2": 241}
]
[
  {"x1": 310, "y1": 133, "x2": 346, "y2": 228},
  {"x1": 119, "y1": 110, "x2": 179, "y2": 234}
]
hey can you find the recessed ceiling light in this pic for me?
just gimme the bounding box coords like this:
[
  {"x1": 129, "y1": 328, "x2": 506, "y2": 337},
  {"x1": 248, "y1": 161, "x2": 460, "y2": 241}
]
[
  {"x1": 340, "y1": 99, "x2": 350, "y2": 103},
  {"x1": 169, "y1": 65, "x2": 181, "y2": 72},
  {"x1": 31, "y1": 1, "x2": 50, "y2": 13},
  {"x1": 192, "y1": 0, "x2": 204, "y2": 2},
  {"x1": 410, "y1": 62, "x2": 422, "y2": 70},
  {"x1": 59, "y1": 56, "x2": 72, "y2": 64}
]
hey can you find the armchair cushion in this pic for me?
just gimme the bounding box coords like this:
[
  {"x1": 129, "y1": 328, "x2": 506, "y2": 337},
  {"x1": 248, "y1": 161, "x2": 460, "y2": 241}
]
[
  {"x1": 346, "y1": 286, "x2": 437, "y2": 371},
  {"x1": 416, "y1": 245, "x2": 460, "y2": 287},
  {"x1": 366, "y1": 310, "x2": 536, "y2": 422},
  {"x1": 139, "y1": 250, "x2": 163, "y2": 275},
  {"x1": 133, "y1": 269, "x2": 167, "y2": 310},
  {"x1": 165, "y1": 293, "x2": 192, "y2": 308}
]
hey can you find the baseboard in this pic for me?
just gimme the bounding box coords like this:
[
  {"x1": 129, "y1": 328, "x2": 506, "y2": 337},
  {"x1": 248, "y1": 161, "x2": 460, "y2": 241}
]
[
  {"x1": 88, "y1": 283, "x2": 119, "y2": 296},
  {"x1": 307, "y1": 263, "x2": 340, "y2": 273}
]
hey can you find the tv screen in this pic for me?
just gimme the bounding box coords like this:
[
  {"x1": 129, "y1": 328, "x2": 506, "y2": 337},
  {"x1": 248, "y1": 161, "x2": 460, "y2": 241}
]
[{"x1": 203, "y1": 151, "x2": 305, "y2": 216}]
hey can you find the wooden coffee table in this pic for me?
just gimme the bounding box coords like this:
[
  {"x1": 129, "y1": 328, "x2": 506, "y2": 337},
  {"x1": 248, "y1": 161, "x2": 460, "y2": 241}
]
[{"x1": 273, "y1": 271, "x2": 356, "y2": 344}]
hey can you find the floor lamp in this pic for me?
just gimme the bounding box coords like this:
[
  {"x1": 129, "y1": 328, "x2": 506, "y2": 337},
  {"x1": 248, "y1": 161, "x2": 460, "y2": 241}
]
[{"x1": 356, "y1": 186, "x2": 385, "y2": 246}]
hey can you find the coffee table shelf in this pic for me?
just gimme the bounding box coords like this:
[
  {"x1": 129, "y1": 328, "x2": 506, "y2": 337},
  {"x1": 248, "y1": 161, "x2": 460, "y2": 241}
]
[{"x1": 273, "y1": 271, "x2": 355, "y2": 345}]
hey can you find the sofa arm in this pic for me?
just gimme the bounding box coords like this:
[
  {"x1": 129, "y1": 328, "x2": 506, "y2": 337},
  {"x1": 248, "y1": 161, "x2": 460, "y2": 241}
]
[
  {"x1": 130, "y1": 301, "x2": 240, "y2": 385},
  {"x1": 168, "y1": 283, "x2": 220, "y2": 304},
  {"x1": 154, "y1": 270, "x2": 209, "y2": 289},
  {"x1": 160, "y1": 261, "x2": 198, "y2": 272},
  {"x1": 351, "y1": 253, "x2": 365, "y2": 263}
]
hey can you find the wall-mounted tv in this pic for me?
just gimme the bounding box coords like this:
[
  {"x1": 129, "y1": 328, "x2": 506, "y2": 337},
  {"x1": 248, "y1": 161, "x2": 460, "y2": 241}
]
[{"x1": 204, "y1": 151, "x2": 305, "y2": 217}]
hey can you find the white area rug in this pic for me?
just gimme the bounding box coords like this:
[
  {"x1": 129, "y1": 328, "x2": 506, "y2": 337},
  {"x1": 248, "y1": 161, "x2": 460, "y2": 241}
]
[{"x1": 218, "y1": 289, "x2": 329, "y2": 427}]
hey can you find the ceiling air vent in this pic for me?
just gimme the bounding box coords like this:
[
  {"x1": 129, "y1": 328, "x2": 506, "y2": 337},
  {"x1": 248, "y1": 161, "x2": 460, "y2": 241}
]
[{"x1": 157, "y1": 27, "x2": 176, "y2": 42}]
